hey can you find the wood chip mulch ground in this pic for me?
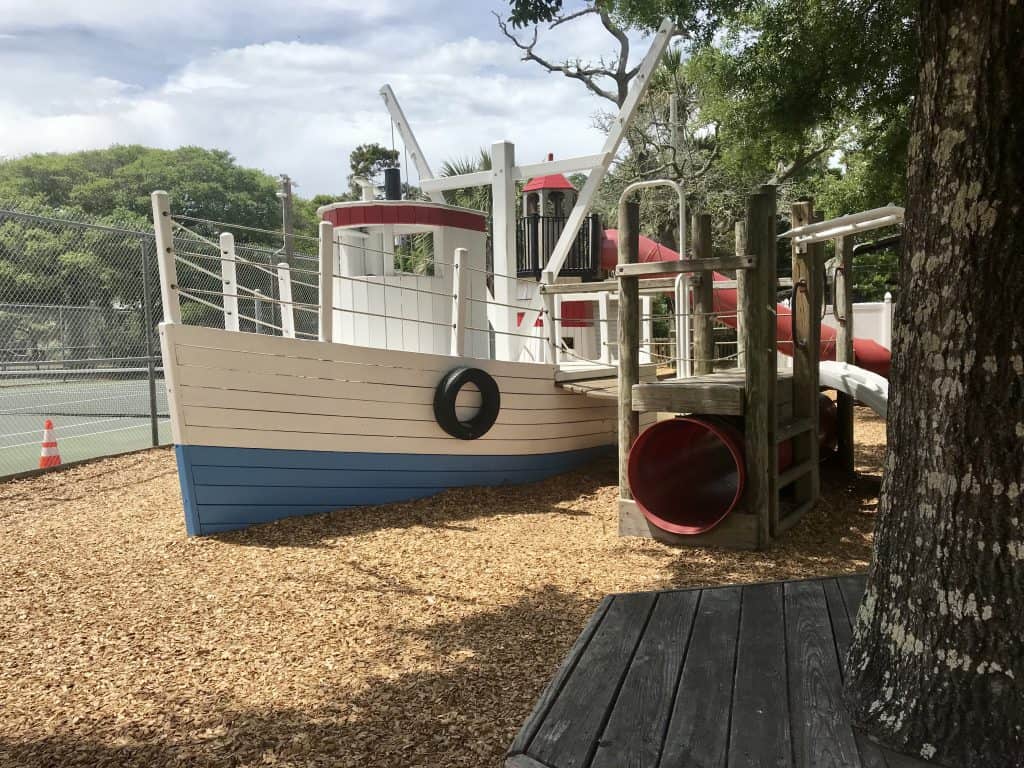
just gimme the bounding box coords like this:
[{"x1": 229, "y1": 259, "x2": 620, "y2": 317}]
[{"x1": 0, "y1": 408, "x2": 886, "y2": 768}]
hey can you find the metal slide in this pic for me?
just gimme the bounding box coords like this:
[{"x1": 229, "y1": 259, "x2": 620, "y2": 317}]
[{"x1": 818, "y1": 360, "x2": 889, "y2": 418}]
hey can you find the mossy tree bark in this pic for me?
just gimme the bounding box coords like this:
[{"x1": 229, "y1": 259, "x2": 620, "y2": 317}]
[{"x1": 843, "y1": 2, "x2": 1023, "y2": 766}]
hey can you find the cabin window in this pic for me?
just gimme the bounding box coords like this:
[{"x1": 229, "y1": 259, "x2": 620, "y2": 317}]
[{"x1": 393, "y1": 232, "x2": 434, "y2": 276}]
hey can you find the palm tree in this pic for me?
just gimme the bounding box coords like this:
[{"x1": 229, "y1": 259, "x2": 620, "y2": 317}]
[
  {"x1": 439, "y1": 148, "x2": 492, "y2": 213},
  {"x1": 440, "y1": 148, "x2": 494, "y2": 271}
]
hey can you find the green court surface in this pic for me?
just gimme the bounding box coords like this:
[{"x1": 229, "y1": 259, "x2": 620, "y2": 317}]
[{"x1": 0, "y1": 374, "x2": 172, "y2": 477}]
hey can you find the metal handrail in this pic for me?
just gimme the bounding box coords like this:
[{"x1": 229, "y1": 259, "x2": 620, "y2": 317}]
[{"x1": 615, "y1": 179, "x2": 689, "y2": 376}]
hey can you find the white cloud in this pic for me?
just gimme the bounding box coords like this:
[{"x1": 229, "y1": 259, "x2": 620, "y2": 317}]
[
  {"x1": 0, "y1": 2, "x2": 656, "y2": 195},
  {"x1": 0, "y1": 0, "x2": 402, "y2": 36}
]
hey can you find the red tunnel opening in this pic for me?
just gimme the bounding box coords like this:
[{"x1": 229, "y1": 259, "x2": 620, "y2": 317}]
[
  {"x1": 627, "y1": 417, "x2": 754, "y2": 535},
  {"x1": 628, "y1": 397, "x2": 836, "y2": 536}
]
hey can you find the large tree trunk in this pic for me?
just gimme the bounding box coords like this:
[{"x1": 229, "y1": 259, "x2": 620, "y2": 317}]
[{"x1": 843, "y1": 2, "x2": 1023, "y2": 766}]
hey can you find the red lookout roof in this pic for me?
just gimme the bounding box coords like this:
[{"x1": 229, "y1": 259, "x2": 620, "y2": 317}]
[
  {"x1": 523, "y1": 174, "x2": 576, "y2": 192},
  {"x1": 522, "y1": 153, "x2": 577, "y2": 193}
]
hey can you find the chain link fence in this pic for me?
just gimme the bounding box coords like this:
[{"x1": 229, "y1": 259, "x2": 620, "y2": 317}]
[
  {"x1": 0, "y1": 206, "x2": 173, "y2": 477},
  {"x1": 0, "y1": 204, "x2": 316, "y2": 478}
]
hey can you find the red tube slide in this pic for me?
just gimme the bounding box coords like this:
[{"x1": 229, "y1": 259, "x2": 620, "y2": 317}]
[
  {"x1": 602, "y1": 230, "x2": 870, "y2": 534},
  {"x1": 627, "y1": 417, "x2": 792, "y2": 534},
  {"x1": 628, "y1": 398, "x2": 836, "y2": 534}
]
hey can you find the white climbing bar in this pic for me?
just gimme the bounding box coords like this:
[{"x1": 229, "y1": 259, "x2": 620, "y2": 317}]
[
  {"x1": 420, "y1": 153, "x2": 610, "y2": 194},
  {"x1": 779, "y1": 206, "x2": 904, "y2": 248}
]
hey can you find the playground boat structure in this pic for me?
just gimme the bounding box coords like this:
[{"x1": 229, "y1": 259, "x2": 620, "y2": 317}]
[
  {"x1": 153, "y1": 18, "x2": 896, "y2": 538},
  {"x1": 153, "y1": 21, "x2": 675, "y2": 535}
]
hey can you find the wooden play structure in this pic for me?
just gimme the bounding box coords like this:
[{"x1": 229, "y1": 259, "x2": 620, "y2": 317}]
[{"x1": 603, "y1": 186, "x2": 896, "y2": 549}]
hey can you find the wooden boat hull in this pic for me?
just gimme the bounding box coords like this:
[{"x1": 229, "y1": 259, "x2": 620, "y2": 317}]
[{"x1": 159, "y1": 324, "x2": 616, "y2": 535}]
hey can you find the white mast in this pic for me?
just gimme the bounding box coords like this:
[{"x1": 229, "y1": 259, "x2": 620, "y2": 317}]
[{"x1": 378, "y1": 19, "x2": 676, "y2": 360}]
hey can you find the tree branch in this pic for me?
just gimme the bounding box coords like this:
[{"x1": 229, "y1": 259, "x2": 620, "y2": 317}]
[
  {"x1": 598, "y1": 8, "x2": 631, "y2": 104},
  {"x1": 494, "y1": 8, "x2": 635, "y2": 107},
  {"x1": 768, "y1": 142, "x2": 832, "y2": 184},
  {"x1": 495, "y1": 12, "x2": 620, "y2": 104},
  {"x1": 549, "y1": 7, "x2": 598, "y2": 28}
]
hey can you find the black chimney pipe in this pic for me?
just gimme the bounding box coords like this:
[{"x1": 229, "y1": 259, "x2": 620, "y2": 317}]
[{"x1": 383, "y1": 167, "x2": 402, "y2": 201}]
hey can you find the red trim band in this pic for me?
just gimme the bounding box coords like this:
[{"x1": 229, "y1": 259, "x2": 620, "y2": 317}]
[{"x1": 322, "y1": 203, "x2": 487, "y2": 233}]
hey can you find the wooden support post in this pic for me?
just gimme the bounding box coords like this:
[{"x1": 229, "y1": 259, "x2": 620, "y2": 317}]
[
  {"x1": 790, "y1": 202, "x2": 822, "y2": 505},
  {"x1": 450, "y1": 247, "x2": 469, "y2": 357},
  {"x1": 277, "y1": 262, "x2": 295, "y2": 339},
  {"x1": 742, "y1": 186, "x2": 778, "y2": 547},
  {"x1": 219, "y1": 232, "x2": 239, "y2": 332},
  {"x1": 734, "y1": 221, "x2": 747, "y2": 368},
  {"x1": 834, "y1": 235, "x2": 855, "y2": 472},
  {"x1": 617, "y1": 201, "x2": 641, "y2": 500},
  {"x1": 691, "y1": 212, "x2": 715, "y2": 374},
  {"x1": 150, "y1": 191, "x2": 181, "y2": 324},
  {"x1": 318, "y1": 220, "x2": 334, "y2": 343}
]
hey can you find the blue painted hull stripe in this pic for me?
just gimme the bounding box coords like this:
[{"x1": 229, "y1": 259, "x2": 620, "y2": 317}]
[
  {"x1": 175, "y1": 443, "x2": 613, "y2": 536},
  {"x1": 180, "y1": 444, "x2": 615, "y2": 472}
]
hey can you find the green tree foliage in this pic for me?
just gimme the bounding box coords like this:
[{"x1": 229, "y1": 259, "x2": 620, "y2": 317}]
[
  {"x1": 0, "y1": 146, "x2": 292, "y2": 331},
  {"x1": 0, "y1": 145, "x2": 284, "y2": 232},
  {"x1": 508, "y1": 0, "x2": 913, "y2": 298},
  {"x1": 507, "y1": 0, "x2": 739, "y2": 41},
  {"x1": 346, "y1": 143, "x2": 400, "y2": 196}
]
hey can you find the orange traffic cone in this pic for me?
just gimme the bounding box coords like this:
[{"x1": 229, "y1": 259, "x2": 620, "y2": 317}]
[{"x1": 39, "y1": 419, "x2": 61, "y2": 469}]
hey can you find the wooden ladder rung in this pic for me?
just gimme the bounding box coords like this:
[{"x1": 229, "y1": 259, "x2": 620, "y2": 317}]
[
  {"x1": 776, "y1": 417, "x2": 814, "y2": 443},
  {"x1": 776, "y1": 499, "x2": 816, "y2": 533},
  {"x1": 777, "y1": 459, "x2": 814, "y2": 488}
]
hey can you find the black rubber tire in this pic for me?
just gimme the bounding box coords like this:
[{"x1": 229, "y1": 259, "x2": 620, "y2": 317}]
[{"x1": 433, "y1": 367, "x2": 501, "y2": 440}]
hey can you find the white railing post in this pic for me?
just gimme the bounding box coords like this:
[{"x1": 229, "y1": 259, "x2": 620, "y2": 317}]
[
  {"x1": 553, "y1": 294, "x2": 564, "y2": 364},
  {"x1": 675, "y1": 273, "x2": 692, "y2": 377},
  {"x1": 150, "y1": 191, "x2": 181, "y2": 324},
  {"x1": 254, "y1": 290, "x2": 266, "y2": 333},
  {"x1": 640, "y1": 294, "x2": 653, "y2": 364},
  {"x1": 598, "y1": 290, "x2": 611, "y2": 364},
  {"x1": 219, "y1": 232, "x2": 239, "y2": 332},
  {"x1": 882, "y1": 291, "x2": 893, "y2": 350},
  {"x1": 450, "y1": 247, "x2": 469, "y2": 357},
  {"x1": 541, "y1": 270, "x2": 558, "y2": 364},
  {"x1": 491, "y1": 140, "x2": 517, "y2": 361},
  {"x1": 277, "y1": 262, "x2": 295, "y2": 339},
  {"x1": 319, "y1": 221, "x2": 334, "y2": 343}
]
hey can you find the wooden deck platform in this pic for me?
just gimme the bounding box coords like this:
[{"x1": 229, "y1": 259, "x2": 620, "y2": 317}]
[
  {"x1": 556, "y1": 363, "x2": 661, "y2": 398},
  {"x1": 632, "y1": 369, "x2": 794, "y2": 417},
  {"x1": 506, "y1": 574, "x2": 933, "y2": 768}
]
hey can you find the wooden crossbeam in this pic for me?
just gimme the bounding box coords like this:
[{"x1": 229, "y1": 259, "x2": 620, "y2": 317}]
[{"x1": 615, "y1": 255, "x2": 755, "y2": 277}]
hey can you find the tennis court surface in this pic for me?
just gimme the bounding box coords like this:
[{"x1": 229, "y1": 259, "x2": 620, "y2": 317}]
[{"x1": 0, "y1": 372, "x2": 170, "y2": 476}]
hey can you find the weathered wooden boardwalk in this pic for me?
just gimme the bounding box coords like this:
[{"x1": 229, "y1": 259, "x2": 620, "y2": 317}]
[{"x1": 507, "y1": 575, "x2": 933, "y2": 768}]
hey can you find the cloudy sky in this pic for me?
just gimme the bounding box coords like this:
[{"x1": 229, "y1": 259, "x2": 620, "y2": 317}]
[{"x1": 0, "y1": 1, "x2": 655, "y2": 195}]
